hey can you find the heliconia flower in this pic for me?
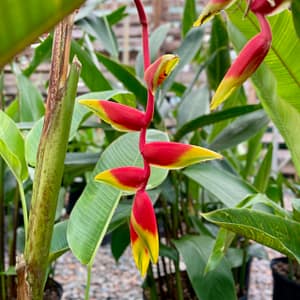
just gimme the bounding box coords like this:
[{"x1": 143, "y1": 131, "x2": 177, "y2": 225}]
[
  {"x1": 78, "y1": 99, "x2": 146, "y2": 132},
  {"x1": 142, "y1": 141, "x2": 222, "y2": 169},
  {"x1": 94, "y1": 166, "x2": 146, "y2": 192},
  {"x1": 130, "y1": 190, "x2": 159, "y2": 271},
  {"x1": 130, "y1": 220, "x2": 150, "y2": 277},
  {"x1": 210, "y1": 13, "x2": 272, "y2": 110},
  {"x1": 144, "y1": 54, "x2": 179, "y2": 94},
  {"x1": 193, "y1": 0, "x2": 234, "y2": 27},
  {"x1": 250, "y1": 0, "x2": 290, "y2": 16}
]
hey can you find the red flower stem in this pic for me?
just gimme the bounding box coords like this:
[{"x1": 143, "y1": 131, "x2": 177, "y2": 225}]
[
  {"x1": 134, "y1": 0, "x2": 154, "y2": 189},
  {"x1": 256, "y1": 13, "x2": 272, "y2": 40},
  {"x1": 133, "y1": 0, "x2": 150, "y2": 69}
]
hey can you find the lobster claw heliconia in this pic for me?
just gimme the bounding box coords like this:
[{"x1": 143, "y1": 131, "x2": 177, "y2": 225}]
[
  {"x1": 95, "y1": 166, "x2": 146, "y2": 192},
  {"x1": 78, "y1": 99, "x2": 147, "y2": 132},
  {"x1": 130, "y1": 190, "x2": 159, "y2": 276},
  {"x1": 193, "y1": 0, "x2": 234, "y2": 27},
  {"x1": 144, "y1": 54, "x2": 179, "y2": 94},
  {"x1": 142, "y1": 141, "x2": 222, "y2": 169},
  {"x1": 210, "y1": 13, "x2": 272, "y2": 110}
]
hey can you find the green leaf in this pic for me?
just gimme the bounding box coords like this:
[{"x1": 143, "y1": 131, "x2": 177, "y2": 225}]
[
  {"x1": 106, "y1": 5, "x2": 128, "y2": 26},
  {"x1": 0, "y1": 111, "x2": 28, "y2": 181},
  {"x1": 182, "y1": 0, "x2": 197, "y2": 37},
  {"x1": 205, "y1": 228, "x2": 235, "y2": 274},
  {"x1": 0, "y1": 266, "x2": 16, "y2": 276},
  {"x1": 174, "y1": 104, "x2": 262, "y2": 141},
  {"x1": 161, "y1": 27, "x2": 204, "y2": 96},
  {"x1": 64, "y1": 152, "x2": 99, "y2": 175},
  {"x1": 253, "y1": 144, "x2": 273, "y2": 192},
  {"x1": 227, "y1": 6, "x2": 300, "y2": 176},
  {"x1": 207, "y1": 15, "x2": 231, "y2": 91},
  {"x1": 107, "y1": 202, "x2": 131, "y2": 233},
  {"x1": 15, "y1": 70, "x2": 45, "y2": 122},
  {"x1": 209, "y1": 110, "x2": 269, "y2": 151},
  {"x1": 96, "y1": 52, "x2": 148, "y2": 108},
  {"x1": 242, "y1": 128, "x2": 265, "y2": 178},
  {"x1": 23, "y1": 35, "x2": 53, "y2": 76},
  {"x1": 292, "y1": 0, "x2": 300, "y2": 39},
  {"x1": 78, "y1": 15, "x2": 119, "y2": 59},
  {"x1": 238, "y1": 193, "x2": 290, "y2": 219},
  {"x1": 292, "y1": 198, "x2": 300, "y2": 222},
  {"x1": 173, "y1": 235, "x2": 236, "y2": 300},
  {"x1": 67, "y1": 130, "x2": 169, "y2": 265},
  {"x1": 203, "y1": 208, "x2": 300, "y2": 263},
  {"x1": 111, "y1": 223, "x2": 130, "y2": 262},
  {"x1": 184, "y1": 162, "x2": 255, "y2": 207},
  {"x1": 0, "y1": 0, "x2": 85, "y2": 67},
  {"x1": 48, "y1": 220, "x2": 69, "y2": 263},
  {"x1": 177, "y1": 87, "x2": 209, "y2": 127},
  {"x1": 71, "y1": 40, "x2": 112, "y2": 91},
  {"x1": 135, "y1": 23, "x2": 171, "y2": 78}
]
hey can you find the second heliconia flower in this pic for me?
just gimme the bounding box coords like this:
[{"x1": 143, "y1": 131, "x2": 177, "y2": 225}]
[
  {"x1": 142, "y1": 141, "x2": 222, "y2": 169},
  {"x1": 210, "y1": 13, "x2": 272, "y2": 110},
  {"x1": 95, "y1": 166, "x2": 146, "y2": 192},
  {"x1": 78, "y1": 99, "x2": 147, "y2": 132},
  {"x1": 144, "y1": 54, "x2": 179, "y2": 94}
]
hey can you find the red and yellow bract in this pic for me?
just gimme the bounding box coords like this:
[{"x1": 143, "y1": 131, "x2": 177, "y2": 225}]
[
  {"x1": 143, "y1": 141, "x2": 222, "y2": 169},
  {"x1": 79, "y1": 99, "x2": 146, "y2": 132},
  {"x1": 95, "y1": 167, "x2": 146, "y2": 192}
]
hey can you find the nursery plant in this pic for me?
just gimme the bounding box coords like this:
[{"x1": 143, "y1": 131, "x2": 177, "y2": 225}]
[{"x1": 0, "y1": 0, "x2": 300, "y2": 300}]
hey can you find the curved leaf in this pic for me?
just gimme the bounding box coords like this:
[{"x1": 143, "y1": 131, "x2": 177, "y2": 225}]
[
  {"x1": 207, "y1": 15, "x2": 231, "y2": 91},
  {"x1": 0, "y1": 111, "x2": 27, "y2": 181},
  {"x1": 71, "y1": 40, "x2": 111, "y2": 91},
  {"x1": 67, "y1": 130, "x2": 169, "y2": 265},
  {"x1": 174, "y1": 104, "x2": 262, "y2": 141},
  {"x1": 183, "y1": 162, "x2": 255, "y2": 207},
  {"x1": 203, "y1": 208, "x2": 300, "y2": 263},
  {"x1": 209, "y1": 110, "x2": 269, "y2": 151},
  {"x1": 0, "y1": 0, "x2": 85, "y2": 67},
  {"x1": 15, "y1": 71, "x2": 45, "y2": 122},
  {"x1": 161, "y1": 27, "x2": 204, "y2": 96},
  {"x1": 48, "y1": 220, "x2": 69, "y2": 263},
  {"x1": 173, "y1": 235, "x2": 236, "y2": 300}
]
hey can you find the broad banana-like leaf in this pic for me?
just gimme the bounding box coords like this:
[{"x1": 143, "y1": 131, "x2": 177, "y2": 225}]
[
  {"x1": 0, "y1": 0, "x2": 85, "y2": 67},
  {"x1": 203, "y1": 208, "x2": 300, "y2": 263}
]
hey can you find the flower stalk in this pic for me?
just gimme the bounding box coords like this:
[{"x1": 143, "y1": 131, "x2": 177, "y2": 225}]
[{"x1": 80, "y1": 0, "x2": 221, "y2": 276}]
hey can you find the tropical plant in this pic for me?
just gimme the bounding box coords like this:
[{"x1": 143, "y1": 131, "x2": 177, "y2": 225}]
[{"x1": 0, "y1": 0, "x2": 300, "y2": 299}]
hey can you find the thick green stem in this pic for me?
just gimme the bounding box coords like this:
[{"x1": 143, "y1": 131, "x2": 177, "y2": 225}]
[{"x1": 23, "y1": 14, "x2": 81, "y2": 300}]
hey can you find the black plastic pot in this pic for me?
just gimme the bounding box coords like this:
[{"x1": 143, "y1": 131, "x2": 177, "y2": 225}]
[
  {"x1": 44, "y1": 278, "x2": 63, "y2": 300},
  {"x1": 271, "y1": 257, "x2": 300, "y2": 300}
]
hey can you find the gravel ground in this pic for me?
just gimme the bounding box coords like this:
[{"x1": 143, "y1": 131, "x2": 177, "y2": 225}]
[
  {"x1": 54, "y1": 246, "x2": 143, "y2": 300},
  {"x1": 53, "y1": 245, "x2": 280, "y2": 300}
]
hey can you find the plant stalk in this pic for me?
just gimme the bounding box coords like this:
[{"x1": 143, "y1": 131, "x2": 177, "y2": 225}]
[{"x1": 21, "y1": 14, "x2": 81, "y2": 300}]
